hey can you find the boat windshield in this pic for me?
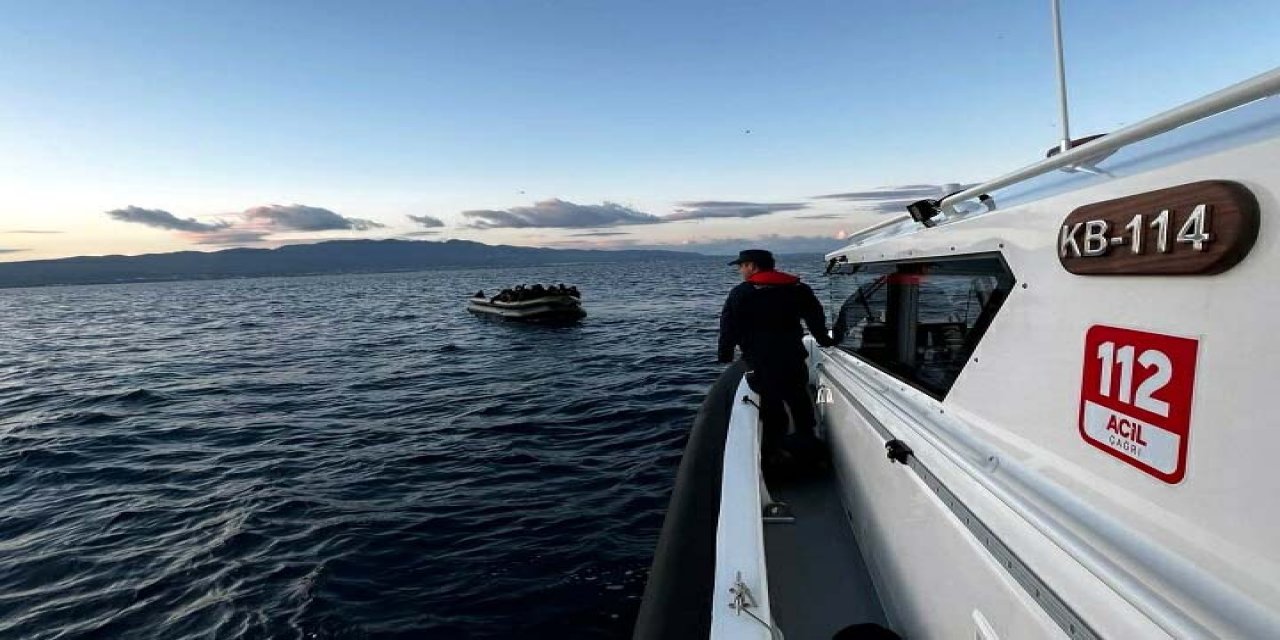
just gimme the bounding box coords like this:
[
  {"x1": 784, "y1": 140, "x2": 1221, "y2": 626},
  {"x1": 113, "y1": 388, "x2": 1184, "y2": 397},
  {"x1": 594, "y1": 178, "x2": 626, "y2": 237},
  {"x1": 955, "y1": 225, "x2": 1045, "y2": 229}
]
[{"x1": 827, "y1": 255, "x2": 1015, "y2": 398}]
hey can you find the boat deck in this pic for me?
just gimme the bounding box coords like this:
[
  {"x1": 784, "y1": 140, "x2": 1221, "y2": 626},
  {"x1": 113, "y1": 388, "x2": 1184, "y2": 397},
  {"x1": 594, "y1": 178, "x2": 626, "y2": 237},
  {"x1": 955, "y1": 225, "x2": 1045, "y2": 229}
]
[{"x1": 764, "y1": 472, "x2": 890, "y2": 639}]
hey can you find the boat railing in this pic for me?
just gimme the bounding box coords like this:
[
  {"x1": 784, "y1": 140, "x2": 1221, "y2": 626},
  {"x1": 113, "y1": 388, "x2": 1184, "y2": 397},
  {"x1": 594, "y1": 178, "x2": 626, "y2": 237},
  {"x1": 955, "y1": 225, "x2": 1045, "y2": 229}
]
[
  {"x1": 941, "y1": 66, "x2": 1280, "y2": 214},
  {"x1": 834, "y1": 66, "x2": 1280, "y2": 251}
]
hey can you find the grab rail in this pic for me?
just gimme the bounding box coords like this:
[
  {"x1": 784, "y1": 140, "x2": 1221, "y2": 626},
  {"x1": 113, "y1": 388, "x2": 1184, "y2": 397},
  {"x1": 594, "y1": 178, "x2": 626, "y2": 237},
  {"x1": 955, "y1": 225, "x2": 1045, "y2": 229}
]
[
  {"x1": 839, "y1": 214, "x2": 911, "y2": 246},
  {"x1": 939, "y1": 67, "x2": 1280, "y2": 214},
  {"x1": 830, "y1": 66, "x2": 1280, "y2": 256}
]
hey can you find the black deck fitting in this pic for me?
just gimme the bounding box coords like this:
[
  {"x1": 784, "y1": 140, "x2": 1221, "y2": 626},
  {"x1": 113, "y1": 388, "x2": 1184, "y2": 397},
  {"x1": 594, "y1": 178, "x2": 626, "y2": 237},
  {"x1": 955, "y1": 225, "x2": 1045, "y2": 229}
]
[
  {"x1": 906, "y1": 199, "x2": 941, "y2": 227},
  {"x1": 885, "y1": 439, "x2": 914, "y2": 465}
]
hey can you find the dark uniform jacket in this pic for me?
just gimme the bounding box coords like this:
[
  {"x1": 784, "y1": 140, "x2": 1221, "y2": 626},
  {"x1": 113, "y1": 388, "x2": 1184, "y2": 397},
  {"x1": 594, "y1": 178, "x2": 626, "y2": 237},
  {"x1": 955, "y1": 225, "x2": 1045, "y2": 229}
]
[{"x1": 718, "y1": 270, "x2": 835, "y2": 365}]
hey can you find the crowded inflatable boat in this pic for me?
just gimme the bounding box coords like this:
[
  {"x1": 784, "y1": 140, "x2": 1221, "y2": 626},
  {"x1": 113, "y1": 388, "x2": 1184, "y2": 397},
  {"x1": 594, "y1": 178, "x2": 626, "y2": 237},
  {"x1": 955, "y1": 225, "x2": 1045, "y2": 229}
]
[{"x1": 466, "y1": 284, "x2": 585, "y2": 324}]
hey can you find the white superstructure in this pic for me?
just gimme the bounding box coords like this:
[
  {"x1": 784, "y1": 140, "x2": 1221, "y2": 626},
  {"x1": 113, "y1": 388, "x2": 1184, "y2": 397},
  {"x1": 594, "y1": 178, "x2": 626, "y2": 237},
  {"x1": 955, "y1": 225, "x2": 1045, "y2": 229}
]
[{"x1": 810, "y1": 69, "x2": 1280, "y2": 639}]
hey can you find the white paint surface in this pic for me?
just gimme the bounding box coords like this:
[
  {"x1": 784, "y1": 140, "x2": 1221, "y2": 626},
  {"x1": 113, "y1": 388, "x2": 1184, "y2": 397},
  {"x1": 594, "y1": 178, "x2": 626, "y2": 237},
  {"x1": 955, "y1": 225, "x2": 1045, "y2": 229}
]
[{"x1": 710, "y1": 376, "x2": 774, "y2": 640}]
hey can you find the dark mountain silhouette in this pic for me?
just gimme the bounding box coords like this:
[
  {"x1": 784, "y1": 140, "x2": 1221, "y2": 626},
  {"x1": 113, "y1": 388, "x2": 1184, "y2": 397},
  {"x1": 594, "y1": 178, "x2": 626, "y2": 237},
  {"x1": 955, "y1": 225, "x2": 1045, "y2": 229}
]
[{"x1": 0, "y1": 239, "x2": 704, "y2": 289}]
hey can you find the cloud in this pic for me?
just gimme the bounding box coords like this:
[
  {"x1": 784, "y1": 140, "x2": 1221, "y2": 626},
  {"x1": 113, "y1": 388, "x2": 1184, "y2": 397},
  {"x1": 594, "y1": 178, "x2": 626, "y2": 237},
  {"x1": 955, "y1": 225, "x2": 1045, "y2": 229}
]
[
  {"x1": 813, "y1": 184, "x2": 966, "y2": 201},
  {"x1": 811, "y1": 183, "x2": 976, "y2": 215},
  {"x1": 243, "y1": 204, "x2": 382, "y2": 231},
  {"x1": 3, "y1": 230, "x2": 63, "y2": 234},
  {"x1": 189, "y1": 229, "x2": 272, "y2": 245},
  {"x1": 846, "y1": 198, "x2": 921, "y2": 214},
  {"x1": 407, "y1": 214, "x2": 445, "y2": 228},
  {"x1": 665, "y1": 201, "x2": 808, "y2": 221},
  {"x1": 795, "y1": 213, "x2": 842, "y2": 220},
  {"x1": 403, "y1": 230, "x2": 441, "y2": 237},
  {"x1": 106, "y1": 206, "x2": 230, "y2": 232},
  {"x1": 107, "y1": 203, "x2": 385, "y2": 248},
  {"x1": 461, "y1": 197, "x2": 819, "y2": 231},
  {"x1": 541, "y1": 237, "x2": 641, "y2": 249},
  {"x1": 644, "y1": 234, "x2": 847, "y2": 255},
  {"x1": 462, "y1": 199, "x2": 660, "y2": 229},
  {"x1": 569, "y1": 230, "x2": 631, "y2": 237},
  {"x1": 0, "y1": 248, "x2": 26, "y2": 254},
  {"x1": 554, "y1": 232, "x2": 848, "y2": 255}
]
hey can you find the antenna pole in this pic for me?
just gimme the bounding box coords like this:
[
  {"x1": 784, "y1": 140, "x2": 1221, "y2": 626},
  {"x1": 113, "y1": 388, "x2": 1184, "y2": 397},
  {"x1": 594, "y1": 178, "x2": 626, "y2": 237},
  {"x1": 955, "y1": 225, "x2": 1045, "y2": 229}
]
[{"x1": 1052, "y1": 0, "x2": 1071, "y2": 153}]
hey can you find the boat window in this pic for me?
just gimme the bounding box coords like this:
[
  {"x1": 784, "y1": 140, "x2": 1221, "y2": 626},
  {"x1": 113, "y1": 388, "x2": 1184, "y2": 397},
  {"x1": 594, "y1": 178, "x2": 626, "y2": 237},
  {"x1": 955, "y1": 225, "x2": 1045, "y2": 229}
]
[{"x1": 828, "y1": 254, "x2": 1014, "y2": 398}]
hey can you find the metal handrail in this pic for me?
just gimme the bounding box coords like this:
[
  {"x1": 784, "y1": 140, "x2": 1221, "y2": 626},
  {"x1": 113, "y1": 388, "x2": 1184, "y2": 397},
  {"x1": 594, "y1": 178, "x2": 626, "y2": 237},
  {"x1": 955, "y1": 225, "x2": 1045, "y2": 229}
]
[
  {"x1": 850, "y1": 214, "x2": 910, "y2": 239},
  {"x1": 826, "y1": 215, "x2": 911, "y2": 258},
  {"x1": 828, "y1": 66, "x2": 1280, "y2": 259},
  {"x1": 939, "y1": 66, "x2": 1280, "y2": 214}
]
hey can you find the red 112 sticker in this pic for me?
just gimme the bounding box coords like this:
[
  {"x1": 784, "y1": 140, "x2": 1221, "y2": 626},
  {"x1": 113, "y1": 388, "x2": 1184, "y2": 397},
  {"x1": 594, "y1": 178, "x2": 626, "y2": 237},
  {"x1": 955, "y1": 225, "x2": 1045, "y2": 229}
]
[{"x1": 1079, "y1": 325, "x2": 1199, "y2": 483}]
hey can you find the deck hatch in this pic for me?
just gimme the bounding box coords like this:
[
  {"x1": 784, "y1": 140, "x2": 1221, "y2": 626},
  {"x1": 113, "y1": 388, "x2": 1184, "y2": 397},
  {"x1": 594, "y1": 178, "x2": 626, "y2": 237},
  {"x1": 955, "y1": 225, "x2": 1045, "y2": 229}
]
[{"x1": 827, "y1": 254, "x2": 1015, "y2": 399}]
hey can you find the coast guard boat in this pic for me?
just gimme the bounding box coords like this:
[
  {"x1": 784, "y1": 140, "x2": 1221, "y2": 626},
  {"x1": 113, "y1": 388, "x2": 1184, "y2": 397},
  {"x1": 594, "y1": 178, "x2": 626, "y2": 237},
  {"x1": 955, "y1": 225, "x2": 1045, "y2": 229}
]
[{"x1": 635, "y1": 66, "x2": 1280, "y2": 640}]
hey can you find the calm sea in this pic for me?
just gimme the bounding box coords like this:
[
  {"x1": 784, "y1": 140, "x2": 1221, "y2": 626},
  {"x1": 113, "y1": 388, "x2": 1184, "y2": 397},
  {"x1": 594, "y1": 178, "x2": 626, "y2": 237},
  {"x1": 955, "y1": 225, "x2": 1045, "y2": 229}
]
[{"x1": 0, "y1": 256, "x2": 828, "y2": 639}]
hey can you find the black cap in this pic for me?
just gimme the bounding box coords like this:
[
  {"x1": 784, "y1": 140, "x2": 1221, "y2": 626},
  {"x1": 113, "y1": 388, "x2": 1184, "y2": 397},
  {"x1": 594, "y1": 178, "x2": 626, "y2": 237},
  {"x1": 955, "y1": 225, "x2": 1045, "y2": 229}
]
[{"x1": 728, "y1": 249, "x2": 774, "y2": 267}]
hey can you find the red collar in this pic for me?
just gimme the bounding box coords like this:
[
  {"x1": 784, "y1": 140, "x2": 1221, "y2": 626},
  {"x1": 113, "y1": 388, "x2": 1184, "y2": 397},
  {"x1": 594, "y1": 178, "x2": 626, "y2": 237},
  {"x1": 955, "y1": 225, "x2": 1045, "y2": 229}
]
[{"x1": 747, "y1": 270, "x2": 800, "y2": 285}]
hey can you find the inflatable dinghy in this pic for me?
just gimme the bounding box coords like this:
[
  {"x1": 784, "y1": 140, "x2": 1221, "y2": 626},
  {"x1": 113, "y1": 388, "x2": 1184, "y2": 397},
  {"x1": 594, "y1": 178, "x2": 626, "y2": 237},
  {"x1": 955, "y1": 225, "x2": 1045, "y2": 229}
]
[{"x1": 466, "y1": 294, "x2": 585, "y2": 324}]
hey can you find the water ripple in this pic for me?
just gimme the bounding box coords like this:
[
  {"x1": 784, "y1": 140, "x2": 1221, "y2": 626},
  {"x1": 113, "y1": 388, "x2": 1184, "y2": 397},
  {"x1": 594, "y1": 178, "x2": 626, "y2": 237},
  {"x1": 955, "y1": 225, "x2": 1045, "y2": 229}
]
[{"x1": 0, "y1": 258, "x2": 827, "y2": 639}]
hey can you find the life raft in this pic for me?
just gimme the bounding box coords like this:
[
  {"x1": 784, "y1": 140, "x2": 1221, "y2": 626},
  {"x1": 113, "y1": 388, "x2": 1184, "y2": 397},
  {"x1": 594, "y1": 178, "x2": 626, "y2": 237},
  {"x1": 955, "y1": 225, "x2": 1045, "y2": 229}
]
[{"x1": 466, "y1": 294, "x2": 585, "y2": 323}]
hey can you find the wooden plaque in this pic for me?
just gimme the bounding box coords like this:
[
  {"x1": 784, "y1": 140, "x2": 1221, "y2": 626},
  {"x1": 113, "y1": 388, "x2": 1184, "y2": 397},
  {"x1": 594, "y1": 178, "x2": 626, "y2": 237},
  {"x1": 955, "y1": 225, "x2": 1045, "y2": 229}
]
[{"x1": 1058, "y1": 180, "x2": 1259, "y2": 275}]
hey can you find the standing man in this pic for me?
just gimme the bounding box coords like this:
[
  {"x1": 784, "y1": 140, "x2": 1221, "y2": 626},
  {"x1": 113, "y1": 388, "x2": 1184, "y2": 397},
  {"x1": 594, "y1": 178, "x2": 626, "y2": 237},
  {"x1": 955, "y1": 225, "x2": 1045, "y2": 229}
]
[{"x1": 718, "y1": 249, "x2": 835, "y2": 458}]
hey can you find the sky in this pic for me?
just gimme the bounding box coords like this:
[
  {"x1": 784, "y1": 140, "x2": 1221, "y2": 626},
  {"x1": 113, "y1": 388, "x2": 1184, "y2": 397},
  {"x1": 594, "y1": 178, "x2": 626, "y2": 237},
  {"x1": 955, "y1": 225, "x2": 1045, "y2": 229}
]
[{"x1": 1, "y1": 0, "x2": 1277, "y2": 261}]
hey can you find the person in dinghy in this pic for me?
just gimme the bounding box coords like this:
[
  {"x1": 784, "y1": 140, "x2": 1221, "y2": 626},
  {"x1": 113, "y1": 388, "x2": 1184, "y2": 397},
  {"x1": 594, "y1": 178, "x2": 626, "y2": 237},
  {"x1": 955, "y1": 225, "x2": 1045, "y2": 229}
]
[{"x1": 718, "y1": 249, "x2": 836, "y2": 468}]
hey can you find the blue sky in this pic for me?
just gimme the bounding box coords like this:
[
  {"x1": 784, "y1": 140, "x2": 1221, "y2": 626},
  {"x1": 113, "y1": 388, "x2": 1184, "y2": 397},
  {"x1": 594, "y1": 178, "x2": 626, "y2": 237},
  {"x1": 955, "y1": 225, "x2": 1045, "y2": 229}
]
[{"x1": 1, "y1": 0, "x2": 1277, "y2": 260}]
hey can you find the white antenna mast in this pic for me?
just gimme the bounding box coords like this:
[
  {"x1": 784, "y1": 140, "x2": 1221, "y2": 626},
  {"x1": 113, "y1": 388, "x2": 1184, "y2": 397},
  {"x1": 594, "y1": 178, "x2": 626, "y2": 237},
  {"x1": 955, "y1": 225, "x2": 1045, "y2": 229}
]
[{"x1": 1052, "y1": 0, "x2": 1072, "y2": 153}]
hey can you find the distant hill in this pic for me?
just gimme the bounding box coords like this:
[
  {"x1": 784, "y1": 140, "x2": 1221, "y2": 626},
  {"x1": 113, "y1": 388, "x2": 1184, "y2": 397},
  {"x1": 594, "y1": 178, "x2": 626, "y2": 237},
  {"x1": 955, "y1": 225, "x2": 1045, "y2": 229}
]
[{"x1": 0, "y1": 239, "x2": 705, "y2": 289}]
